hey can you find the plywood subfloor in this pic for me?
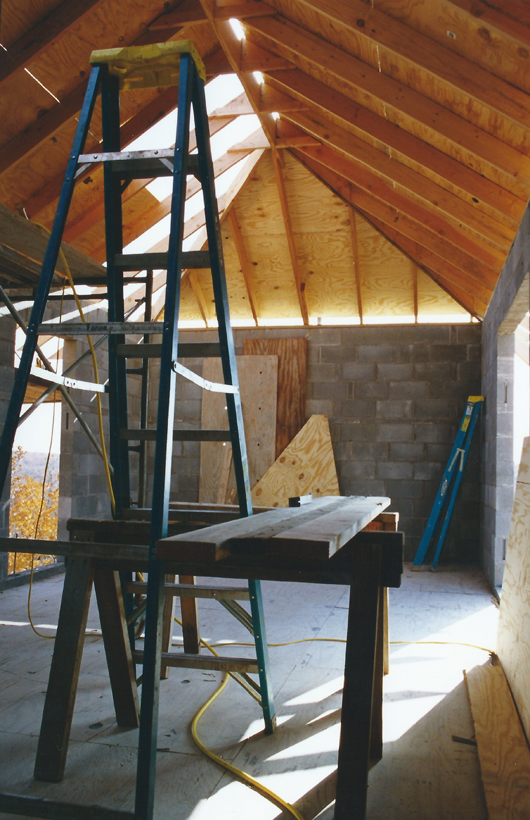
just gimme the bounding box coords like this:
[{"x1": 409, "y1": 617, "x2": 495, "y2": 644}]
[{"x1": 0, "y1": 565, "x2": 498, "y2": 819}]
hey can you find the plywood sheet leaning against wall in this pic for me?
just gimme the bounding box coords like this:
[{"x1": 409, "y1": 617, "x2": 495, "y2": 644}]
[
  {"x1": 243, "y1": 337, "x2": 307, "y2": 457},
  {"x1": 251, "y1": 414, "x2": 340, "y2": 508},
  {"x1": 496, "y1": 435, "x2": 530, "y2": 741},
  {"x1": 199, "y1": 356, "x2": 277, "y2": 504}
]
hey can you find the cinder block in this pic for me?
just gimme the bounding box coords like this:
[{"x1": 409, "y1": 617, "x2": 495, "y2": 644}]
[
  {"x1": 389, "y1": 382, "x2": 427, "y2": 400},
  {"x1": 354, "y1": 382, "x2": 389, "y2": 399},
  {"x1": 412, "y1": 325, "x2": 451, "y2": 344},
  {"x1": 467, "y1": 344, "x2": 481, "y2": 361},
  {"x1": 341, "y1": 399, "x2": 376, "y2": 418},
  {"x1": 457, "y1": 325, "x2": 482, "y2": 344},
  {"x1": 426, "y1": 443, "x2": 451, "y2": 461},
  {"x1": 307, "y1": 363, "x2": 340, "y2": 382},
  {"x1": 311, "y1": 382, "x2": 349, "y2": 401},
  {"x1": 413, "y1": 462, "x2": 444, "y2": 481},
  {"x1": 414, "y1": 362, "x2": 455, "y2": 381},
  {"x1": 338, "y1": 422, "x2": 377, "y2": 442},
  {"x1": 376, "y1": 400, "x2": 414, "y2": 419},
  {"x1": 306, "y1": 399, "x2": 333, "y2": 416},
  {"x1": 457, "y1": 361, "x2": 481, "y2": 382},
  {"x1": 377, "y1": 363, "x2": 413, "y2": 381},
  {"x1": 341, "y1": 362, "x2": 376, "y2": 380},
  {"x1": 429, "y1": 344, "x2": 466, "y2": 362},
  {"x1": 377, "y1": 423, "x2": 414, "y2": 442},
  {"x1": 389, "y1": 442, "x2": 425, "y2": 461},
  {"x1": 356, "y1": 345, "x2": 395, "y2": 363},
  {"x1": 348, "y1": 441, "x2": 389, "y2": 461},
  {"x1": 341, "y1": 478, "x2": 387, "y2": 496},
  {"x1": 340, "y1": 461, "x2": 376, "y2": 480},
  {"x1": 414, "y1": 400, "x2": 455, "y2": 419},
  {"x1": 384, "y1": 479, "x2": 424, "y2": 499},
  {"x1": 376, "y1": 462, "x2": 414, "y2": 480},
  {"x1": 413, "y1": 423, "x2": 456, "y2": 443},
  {"x1": 321, "y1": 346, "x2": 356, "y2": 363}
]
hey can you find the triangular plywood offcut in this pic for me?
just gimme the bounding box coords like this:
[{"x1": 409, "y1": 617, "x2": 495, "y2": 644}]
[{"x1": 251, "y1": 414, "x2": 340, "y2": 508}]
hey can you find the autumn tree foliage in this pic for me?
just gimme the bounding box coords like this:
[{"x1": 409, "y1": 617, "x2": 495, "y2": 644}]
[{"x1": 8, "y1": 446, "x2": 58, "y2": 574}]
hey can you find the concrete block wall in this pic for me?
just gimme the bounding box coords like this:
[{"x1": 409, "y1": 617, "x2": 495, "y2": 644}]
[
  {"x1": 167, "y1": 324, "x2": 482, "y2": 563},
  {"x1": 481, "y1": 198, "x2": 530, "y2": 590}
]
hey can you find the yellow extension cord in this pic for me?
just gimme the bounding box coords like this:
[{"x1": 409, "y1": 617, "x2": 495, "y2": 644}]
[{"x1": 26, "y1": 224, "x2": 116, "y2": 638}]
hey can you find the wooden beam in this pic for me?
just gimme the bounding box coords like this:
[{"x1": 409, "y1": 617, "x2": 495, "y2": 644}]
[
  {"x1": 0, "y1": 0, "x2": 105, "y2": 87},
  {"x1": 442, "y1": 0, "x2": 530, "y2": 48},
  {"x1": 271, "y1": 150, "x2": 310, "y2": 325},
  {"x1": 294, "y1": 144, "x2": 506, "y2": 273},
  {"x1": 227, "y1": 208, "x2": 259, "y2": 325},
  {"x1": 348, "y1": 208, "x2": 363, "y2": 325},
  {"x1": 286, "y1": 0, "x2": 530, "y2": 131},
  {"x1": 265, "y1": 68, "x2": 526, "y2": 225},
  {"x1": 245, "y1": 14, "x2": 530, "y2": 191},
  {"x1": 189, "y1": 271, "x2": 210, "y2": 326}
]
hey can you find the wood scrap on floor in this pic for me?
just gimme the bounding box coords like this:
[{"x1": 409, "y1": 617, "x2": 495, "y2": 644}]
[
  {"x1": 243, "y1": 337, "x2": 307, "y2": 457},
  {"x1": 198, "y1": 355, "x2": 277, "y2": 503},
  {"x1": 464, "y1": 664, "x2": 530, "y2": 820},
  {"x1": 251, "y1": 414, "x2": 340, "y2": 507},
  {"x1": 496, "y1": 436, "x2": 530, "y2": 740}
]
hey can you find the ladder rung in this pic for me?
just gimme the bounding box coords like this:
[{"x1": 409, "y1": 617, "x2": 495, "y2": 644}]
[
  {"x1": 117, "y1": 342, "x2": 222, "y2": 358},
  {"x1": 114, "y1": 251, "x2": 210, "y2": 271},
  {"x1": 37, "y1": 322, "x2": 165, "y2": 336},
  {"x1": 133, "y1": 650, "x2": 259, "y2": 674},
  {"x1": 119, "y1": 429, "x2": 231, "y2": 442},
  {"x1": 125, "y1": 582, "x2": 250, "y2": 600}
]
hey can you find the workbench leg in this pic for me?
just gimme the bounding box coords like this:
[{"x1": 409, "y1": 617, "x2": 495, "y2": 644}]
[
  {"x1": 335, "y1": 543, "x2": 382, "y2": 820},
  {"x1": 160, "y1": 573, "x2": 175, "y2": 679},
  {"x1": 369, "y1": 587, "x2": 384, "y2": 765},
  {"x1": 34, "y1": 559, "x2": 94, "y2": 782},
  {"x1": 94, "y1": 566, "x2": 140, "y2": 727},
  {"x1": 178, "y1": 574, "x2": 200, "y2": 655}
]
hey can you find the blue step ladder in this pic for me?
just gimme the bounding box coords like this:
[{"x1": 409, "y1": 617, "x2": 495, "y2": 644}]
[
  {"x1": 413, "y1": 395, "x2": 483, "y2": 571},
  {"x1": 0, "y1": 42, "x2": 275, "y2": 820}
]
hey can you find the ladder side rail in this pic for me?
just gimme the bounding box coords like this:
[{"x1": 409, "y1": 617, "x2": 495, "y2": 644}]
[
  {"x1": 0, "y1": 67, "x2": 101, "y2": 498},
  {"x1": 100, "y1": 66, "x2": 130, "y2": 516},
  {"x1": 135, "y1": 54, "x2": 195, "y2": 820},
  {"x1": 192, "y1": 69, "x2": 276, "y2": 734},
  {"x1": 431, "y1": 400, "x2": 483, "y2": 569},
  {"x1": 191, "y1": 69, "x2": 252, "y2": 518},
  {"x1": 412, "y1": 402, "x2": 472, "y2": 568}
]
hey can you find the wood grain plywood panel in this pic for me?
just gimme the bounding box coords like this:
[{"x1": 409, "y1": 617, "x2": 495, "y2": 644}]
[
  {"x1": 242, "y1": 233, "x2": 301, "y2": 319},
  {"x1": 1, "y1": 0, "x2": 60, "y2": 47},
  {"x1": 199, "y1": 355, "x2": 278, "y2": 503},
  {"x1": 375, "y1": 0, "x2": 530, "y2": 95},
  {"x1": 295, "y1": 232, "x2": 358, "y2": 319},
  {"x1": 417, "y1": 269, "x2": 468, "y2": 318},
  {"x1": 233, "y1": 153, "x2": 286, "y2": 237},
  {"x1": 496, "y1": 436, "x2": 530, "y2": 743},
  {"x1": 251, "y1": 414, "x2": 340, "y2": 507},
  {"x1": 215, "y1": 222, "x2": 258, "y2": 323},
  {"x1": 281, "y1": 152, "x2": 350, "y2": 234},
  {"x1": 355, "y1": 217, "x2": 415, "y2": 317},
  {"x1": 465, "y1": 664, "x2": 530, "y2": 820},
  {"x1": 178, "y1": 274, "x2": 205, "y2": 324},
  {"x1": 243, "y1": 337, "x2": 307, "y2": 457}
]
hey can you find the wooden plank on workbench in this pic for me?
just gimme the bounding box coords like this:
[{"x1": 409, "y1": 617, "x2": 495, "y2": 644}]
[
  {"x1": 158, "y1": 496, "x2": 389, "y2": 562},
  {"x1": 465, "y1": 664, "x2": 530, "y2": 820},
  {"x1": 233, "y1": 496, "x2": 390, "y2": 559},
  {"x1": 157, "y1": 497, "x2": 339, "y2": 561},
  {"x1": 243, "y1": 336, "x2": 307, "y2": 457},
  {"x1": 251, "y1": 414, "x2": 340, "y2": 507}
]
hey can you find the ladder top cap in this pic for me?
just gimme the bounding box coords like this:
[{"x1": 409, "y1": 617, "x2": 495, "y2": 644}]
[{"x1": 89, "y1": 41, "x2": 206, "y2": 86}]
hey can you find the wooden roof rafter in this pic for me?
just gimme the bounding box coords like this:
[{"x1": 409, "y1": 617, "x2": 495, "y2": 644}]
[
  {"x1": 243, "y1": 12, "x2": 530, "y2": 191},
  {"x1": 226, "y1": 208, "x2": 260, "y2": 326},
  {"x1": 269, "y1": 0, "x2": 530, "y2": 139}
]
